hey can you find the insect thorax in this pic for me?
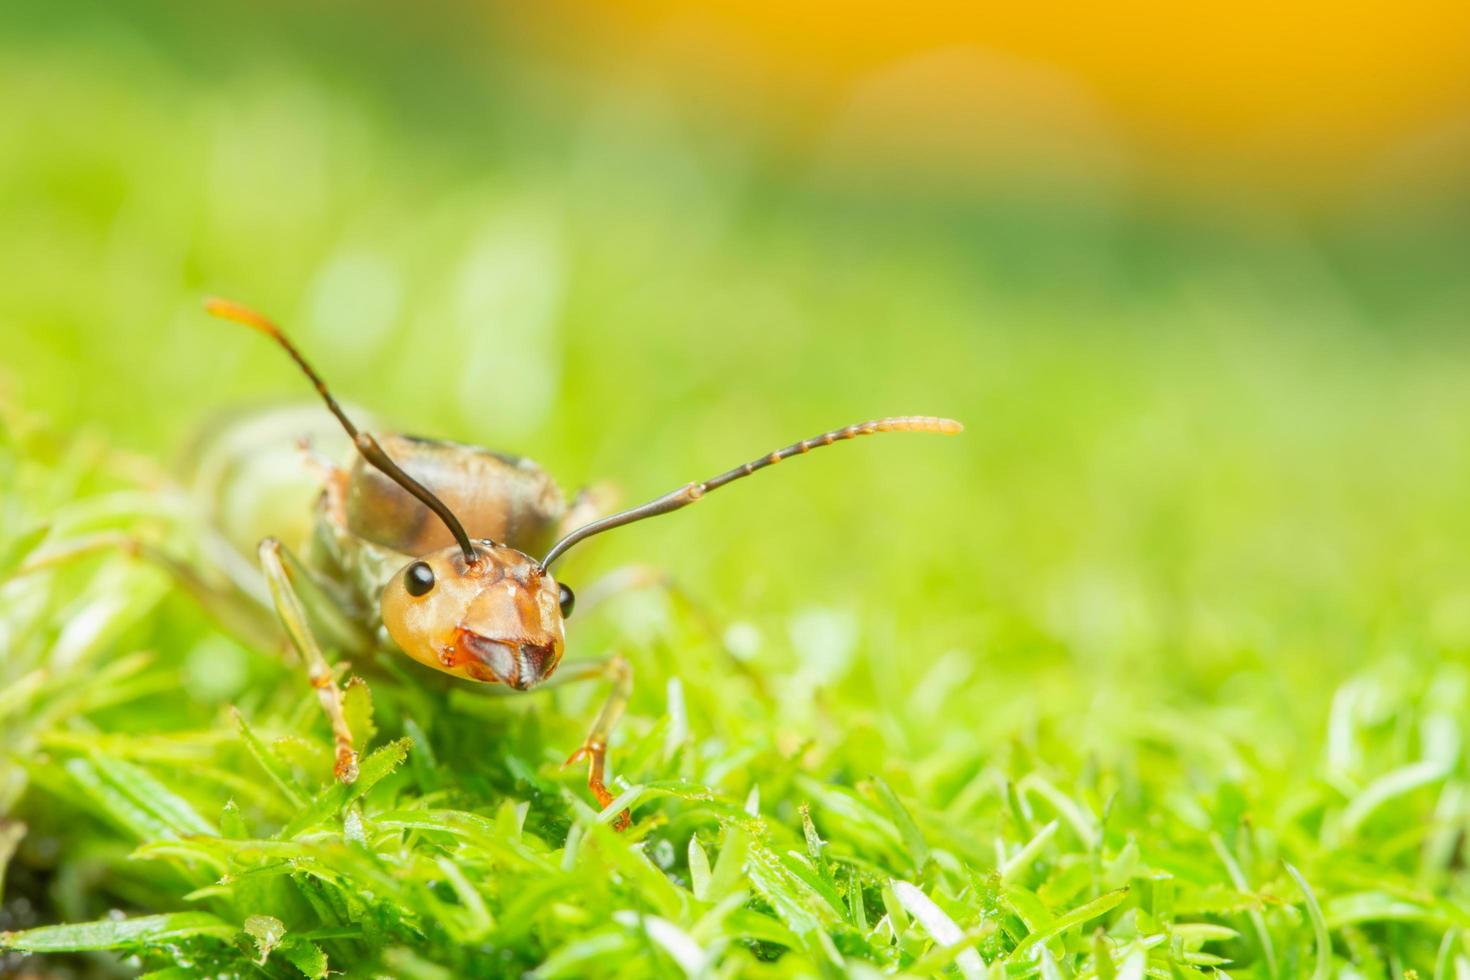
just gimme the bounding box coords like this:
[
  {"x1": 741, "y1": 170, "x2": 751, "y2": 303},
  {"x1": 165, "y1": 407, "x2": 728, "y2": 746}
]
[{"x1": 343, "y1": 433, "x2": 566, "y2": 559}]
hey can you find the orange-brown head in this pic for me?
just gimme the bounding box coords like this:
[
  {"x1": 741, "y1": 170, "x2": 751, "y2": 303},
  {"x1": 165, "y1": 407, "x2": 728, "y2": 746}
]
[{"x1": 380, "y1": 542, "x2": 573, "y2": 689}]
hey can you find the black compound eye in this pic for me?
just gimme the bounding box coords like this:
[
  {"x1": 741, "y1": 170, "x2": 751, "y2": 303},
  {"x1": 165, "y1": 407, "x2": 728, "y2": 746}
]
[
  {"x1": 558, "y1": 583, "x2": 576, "y2": 618},
  {"x1": 404, "y1": 561, "x2": 436, "y2": 597}
]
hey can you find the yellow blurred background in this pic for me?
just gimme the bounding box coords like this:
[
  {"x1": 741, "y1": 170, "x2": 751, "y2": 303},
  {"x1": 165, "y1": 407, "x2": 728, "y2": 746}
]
[
  {"x1": 2, "y1": 0, "x2": 1468, "y2": 612},
  {"x1": 521, "y1": 0, "x2": 1470, "y2": 203}
]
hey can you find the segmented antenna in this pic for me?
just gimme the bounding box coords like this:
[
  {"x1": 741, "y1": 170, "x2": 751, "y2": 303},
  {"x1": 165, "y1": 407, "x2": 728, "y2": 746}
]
[
  {"x1": 204, "y1": 297, "x2": 481, "y2": 564},
  {"x1": 540, "y1": 415, "x2": 962, "y2": 568}
]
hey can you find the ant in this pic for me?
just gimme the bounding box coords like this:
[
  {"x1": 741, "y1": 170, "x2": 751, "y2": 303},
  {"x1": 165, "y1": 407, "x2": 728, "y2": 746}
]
[{"x1": 175, "y1": 299, "x2": 961, "y2": 826}]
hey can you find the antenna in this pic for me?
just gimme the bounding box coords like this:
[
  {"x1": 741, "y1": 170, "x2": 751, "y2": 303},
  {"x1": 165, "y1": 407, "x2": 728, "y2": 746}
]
[
  {"x1": 541, "y1": 416, "x2": 962, "y2": 568},
  {"x1": 205, "y1": 297, "x2": 480, "y2": 564}
]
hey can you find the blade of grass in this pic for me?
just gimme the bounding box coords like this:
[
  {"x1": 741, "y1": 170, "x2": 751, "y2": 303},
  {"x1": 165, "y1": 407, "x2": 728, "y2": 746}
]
[
  {"x1": 1005, "y1": 888, "x2": 1130, "y2": 963},
  {"x1": 1284, "y1": 863, "x2": 1330, "y2": 980},
  {"x1": 0, "y1": 912, "x2": 235, "y2": 952}
]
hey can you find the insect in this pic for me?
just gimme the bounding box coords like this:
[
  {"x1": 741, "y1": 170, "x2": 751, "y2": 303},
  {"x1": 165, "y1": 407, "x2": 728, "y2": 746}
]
[{"x1": 202, "y1": 298, "x2": 961, "y2": 825}]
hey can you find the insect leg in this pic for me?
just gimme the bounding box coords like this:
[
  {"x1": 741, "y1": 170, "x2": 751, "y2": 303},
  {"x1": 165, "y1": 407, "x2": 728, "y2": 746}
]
[
  {"x1": 295, "y1": 436, "x2": 352, "y2": 528},
  {"x1": 258, "y1": 537, "x2": 360, "y2": 783},
  {"x1": 261, "y1": 536, "x2": 377, "y2": 657},
  {"x1": 11, "y1": 532, "x2": 285, "y2": 651},
  {"x1": 553, "y1": 655, "x2": 634, "y2": 830}
]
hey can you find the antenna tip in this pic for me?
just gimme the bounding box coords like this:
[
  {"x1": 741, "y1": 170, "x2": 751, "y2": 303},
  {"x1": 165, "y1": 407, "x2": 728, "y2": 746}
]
[
  {"x1": 203, "y1": 296, "x2": 279, "y2": 337},
  {"x1": 876, "y1": 416, "x2": 963, "y2": 435},
  {"x1": 201, "y1": 296, "x2": 238, "y2": 317}
]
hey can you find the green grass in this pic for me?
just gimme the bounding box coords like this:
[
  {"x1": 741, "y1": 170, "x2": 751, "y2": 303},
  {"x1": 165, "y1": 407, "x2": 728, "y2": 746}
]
[
  {"x1": 7, "y1": 370, "x2": 1470, "y2": 978},
  {"x1": 5, "y1": 2, "x2": 1470, "y2": 977}
]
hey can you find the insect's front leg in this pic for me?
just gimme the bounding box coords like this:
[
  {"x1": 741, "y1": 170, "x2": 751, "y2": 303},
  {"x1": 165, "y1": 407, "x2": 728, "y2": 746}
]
[
  {"x1": 543, "y1": 656, "x2": 634, "y2": 829},
  {"x1": 257, "y1": 536, "x2": 372, "y2": 783}
]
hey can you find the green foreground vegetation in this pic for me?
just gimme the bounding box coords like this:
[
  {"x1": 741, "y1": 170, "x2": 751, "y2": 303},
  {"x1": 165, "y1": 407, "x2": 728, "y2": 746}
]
[{"x1": 4, "y1": 2, "x2": 1470, "y2": 977}]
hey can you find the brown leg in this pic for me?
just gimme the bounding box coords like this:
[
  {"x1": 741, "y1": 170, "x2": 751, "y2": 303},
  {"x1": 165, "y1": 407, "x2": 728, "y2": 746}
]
[
  {"x1": 552, "y1": 656, "x2": 634, "y2": 829},
  {"x1": 258, "y1": 537, "x2": 359, "y2": 783}
]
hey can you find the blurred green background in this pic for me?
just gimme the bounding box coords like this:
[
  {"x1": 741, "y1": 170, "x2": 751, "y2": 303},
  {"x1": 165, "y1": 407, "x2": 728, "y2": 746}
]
[
  {"x1": 6, "y1": 0, "x2": 1470, "y2": 671},
  {"x1": 5, "y1": 0, "x2": 1470, "y2": 974}
]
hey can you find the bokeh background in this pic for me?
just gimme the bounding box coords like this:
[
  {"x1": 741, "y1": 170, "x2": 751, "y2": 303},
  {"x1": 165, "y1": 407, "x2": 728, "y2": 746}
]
[
  {"x1": 7, "y1": 0, "x2": 1470, "y2": 669},
  {"x1": 5, "y1": 0, "x2": 1470, "y2": 972}
]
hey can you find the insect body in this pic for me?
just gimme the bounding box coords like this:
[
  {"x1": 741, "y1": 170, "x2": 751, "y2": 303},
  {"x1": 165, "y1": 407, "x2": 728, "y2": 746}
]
[
  {"x1": 205, "y1": 298, "x2": 960, "y2": 825},
  {"x1": 345, "y1": 434, "x2": 567, "y2": 558}
]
